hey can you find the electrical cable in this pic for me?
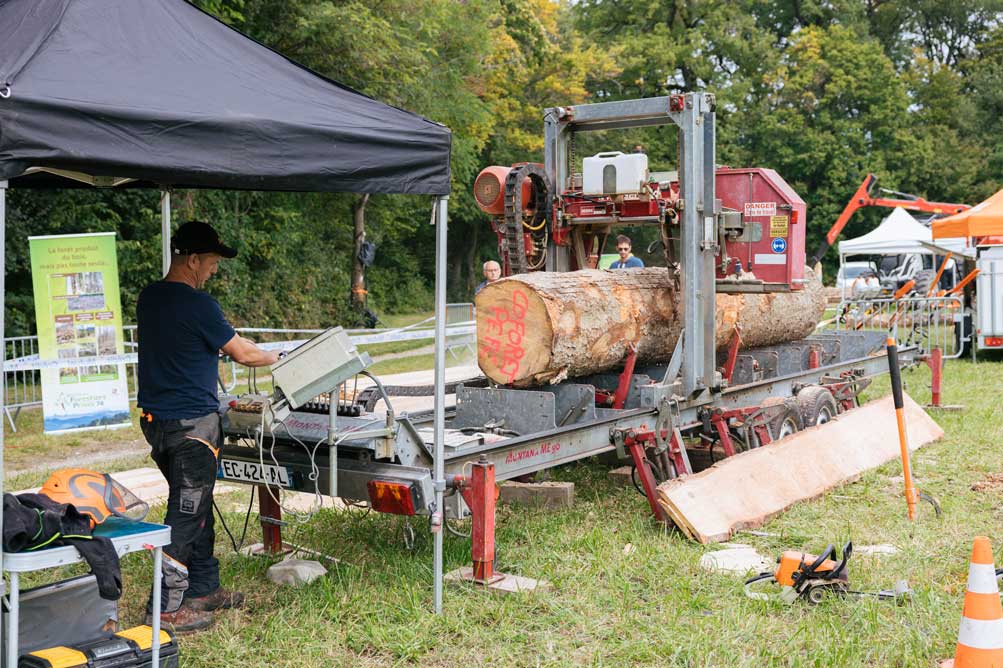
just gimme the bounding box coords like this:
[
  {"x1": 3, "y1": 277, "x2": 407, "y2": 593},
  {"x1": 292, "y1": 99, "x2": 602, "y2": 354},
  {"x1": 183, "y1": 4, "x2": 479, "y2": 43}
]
[
  {"x1": 522, "y1": 213, "x2": 548, "y2": 232},
  {"x1": 526, "y1": 229, "x2": 549, "y2": 270},
  {"x1": 358, "y1": 370, "x2": 394, "y2": 416},
  {"x1": 255, "y1": 406, "x2": 324, "y2": 523},
  {"x1": 214, "y1": 490, "x2": 256, "y2": 553},
  {"x1": 445, "y1": 518, "x2": 471, "y2": 539}
]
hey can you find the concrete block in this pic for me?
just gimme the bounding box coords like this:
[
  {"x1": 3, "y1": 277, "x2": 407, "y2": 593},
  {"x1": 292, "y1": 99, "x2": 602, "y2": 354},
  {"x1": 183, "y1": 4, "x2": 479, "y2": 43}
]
[
  {"x1": 498, "y1": 481, "x2": 574, "y2": 508},
  {"x1": 699, "y1": 543, "x2": 773, "y2": 575},
  {"x1": 608, "y1": 466, "x2": 633, "y2": 487},
  {"x1": 267, "y1": 558, "x2": 327, "y2": 587},
  {"x1": 444, "y1": 567, "x2": 551, "y2": 594}
]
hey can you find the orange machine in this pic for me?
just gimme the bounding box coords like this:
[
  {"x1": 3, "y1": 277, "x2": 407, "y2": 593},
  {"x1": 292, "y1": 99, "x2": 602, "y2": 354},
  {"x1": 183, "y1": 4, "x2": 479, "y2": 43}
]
[
  {"x1": 810, "y1": 173, "x2": 970, "y2": 267},
  {"x1": 744, "y1": 542, "x2": 910, "y2": 605}
]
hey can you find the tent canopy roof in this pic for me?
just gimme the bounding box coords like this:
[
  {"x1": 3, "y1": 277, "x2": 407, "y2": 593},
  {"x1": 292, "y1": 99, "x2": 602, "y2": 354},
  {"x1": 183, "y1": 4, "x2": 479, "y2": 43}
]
[
  {"x1": 932, "y1": 188, "x2": 1003, "y2": 239},
  {"x1": 0, "y1": 0, "x2": 451, "y2": 195},
  {"x1": 839, "y1": 206, "x2": 968, "y2": 256}
]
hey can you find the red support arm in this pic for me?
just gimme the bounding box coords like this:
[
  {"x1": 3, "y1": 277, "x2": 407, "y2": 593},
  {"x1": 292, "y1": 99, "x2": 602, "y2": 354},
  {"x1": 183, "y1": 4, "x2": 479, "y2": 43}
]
[
  {"x1": 612, "y1": 346, "x2": 638, "y2": 409},
  {"x1": 458, "y1": 459, "x2": 501, "y2": 584}
]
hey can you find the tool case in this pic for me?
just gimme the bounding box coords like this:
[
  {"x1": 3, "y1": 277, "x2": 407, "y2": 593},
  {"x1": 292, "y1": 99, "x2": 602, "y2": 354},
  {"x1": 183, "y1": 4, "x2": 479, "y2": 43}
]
[{"x1": 19, "y1": 625, "x2": 178, "y2": 668}]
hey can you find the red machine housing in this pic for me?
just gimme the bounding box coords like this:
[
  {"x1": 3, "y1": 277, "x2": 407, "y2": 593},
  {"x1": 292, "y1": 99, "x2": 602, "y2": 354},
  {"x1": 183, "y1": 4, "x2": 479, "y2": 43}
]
[
  {"x1": 715, "y1": 167, "x2": 807, "y2": 290},
  {"x1": 473, "y1": 164, "x2": 537, "y2": 215}
]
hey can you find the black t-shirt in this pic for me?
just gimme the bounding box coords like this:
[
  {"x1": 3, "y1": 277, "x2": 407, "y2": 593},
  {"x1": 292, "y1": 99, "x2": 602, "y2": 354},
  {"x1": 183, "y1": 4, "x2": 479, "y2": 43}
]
[{"x1": 136, "y1": 281, "x2": 236, "y2": 419}]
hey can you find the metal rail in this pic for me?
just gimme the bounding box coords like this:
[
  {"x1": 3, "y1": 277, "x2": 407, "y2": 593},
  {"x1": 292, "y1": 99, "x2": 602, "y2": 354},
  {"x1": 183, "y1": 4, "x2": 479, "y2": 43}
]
[
  {"x1": 221, "y1": 338, "x2": 906, "y2": 518},
  {"x1": 832, "y1": 296, "x2": 965, "y2": 359},
  {"x1": 0, "y1": 306, "x2": 476, "y2": 429}
]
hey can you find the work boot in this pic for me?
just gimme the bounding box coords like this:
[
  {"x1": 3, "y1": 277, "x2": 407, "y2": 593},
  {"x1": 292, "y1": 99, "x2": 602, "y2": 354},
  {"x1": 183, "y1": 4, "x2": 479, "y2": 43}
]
[
  {"x1": 144, "y1": 606, "x2": 214, "y2": 634},
  {"x1": 184, "y1": 587, "x2": 245, "y2": 612}
]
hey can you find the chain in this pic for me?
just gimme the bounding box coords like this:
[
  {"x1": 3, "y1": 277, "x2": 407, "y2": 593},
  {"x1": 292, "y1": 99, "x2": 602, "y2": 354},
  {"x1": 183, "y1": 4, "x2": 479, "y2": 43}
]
[{"x1": 568, "y1": 130, "x2": 576, "y2": 189}]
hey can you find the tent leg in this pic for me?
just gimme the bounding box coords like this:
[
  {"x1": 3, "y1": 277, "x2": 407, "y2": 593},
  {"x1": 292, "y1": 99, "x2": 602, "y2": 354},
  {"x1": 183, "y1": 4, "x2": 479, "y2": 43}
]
[
  {"x1": 160, "y1": 190, "x2": 171, "y2": 276},
  {"x1": 0, "y1": 180, "x2": 7, "y2": 608},
  {"x1": 432, "y1": 195, "x2": 448, "y2": 614}
]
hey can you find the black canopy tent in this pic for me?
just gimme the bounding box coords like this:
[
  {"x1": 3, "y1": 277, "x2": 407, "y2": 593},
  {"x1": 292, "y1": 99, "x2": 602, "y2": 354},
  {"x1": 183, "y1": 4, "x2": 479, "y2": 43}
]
[{"x1": 0, "y1": 0, "x2": 455, "y2": 636}]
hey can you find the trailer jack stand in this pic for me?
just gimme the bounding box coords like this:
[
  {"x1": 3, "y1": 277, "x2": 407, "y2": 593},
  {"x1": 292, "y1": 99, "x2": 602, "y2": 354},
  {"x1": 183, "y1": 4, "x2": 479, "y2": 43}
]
[
  {"x1": 242, "y1": 484, "x2": 294, "y2": 556},
  {"x1": 923, "y1": 348, "x2": 963, "y2": 411},
  {"x1": 444, "y1": 457, "x2": 550, "y2": 594}
]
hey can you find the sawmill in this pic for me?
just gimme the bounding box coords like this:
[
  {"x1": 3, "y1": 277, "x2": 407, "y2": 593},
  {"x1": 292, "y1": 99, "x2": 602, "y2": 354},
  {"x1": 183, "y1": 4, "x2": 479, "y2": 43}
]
[{"x1": 216, "y1": 93, "x2": 917, "y2": 584}]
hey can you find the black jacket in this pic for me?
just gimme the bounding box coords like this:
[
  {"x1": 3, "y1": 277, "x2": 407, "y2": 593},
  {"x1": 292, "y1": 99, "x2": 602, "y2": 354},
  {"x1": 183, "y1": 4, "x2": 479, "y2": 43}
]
[{"x1": 3, "y1": 493, "x2": 121, "y2": 600}]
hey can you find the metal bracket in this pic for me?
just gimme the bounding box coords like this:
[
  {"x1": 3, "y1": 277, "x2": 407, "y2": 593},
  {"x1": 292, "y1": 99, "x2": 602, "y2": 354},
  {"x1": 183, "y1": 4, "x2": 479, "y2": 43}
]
[
  {"x1": 610, "y1": 427, "x2": 629, "y2": 460},
  {"x1": 661, "y1": 335, "x2": 684, "y2": 386},
  {"x1": 654, "y1": 398, "x2": 673, "y2": 453}
]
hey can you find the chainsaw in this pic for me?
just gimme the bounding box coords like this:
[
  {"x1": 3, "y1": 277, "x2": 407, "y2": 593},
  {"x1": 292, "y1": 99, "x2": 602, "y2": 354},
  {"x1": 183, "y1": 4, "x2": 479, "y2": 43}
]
[{"x1": 744, "y1": 541, "x2": 910, "y2": 605}]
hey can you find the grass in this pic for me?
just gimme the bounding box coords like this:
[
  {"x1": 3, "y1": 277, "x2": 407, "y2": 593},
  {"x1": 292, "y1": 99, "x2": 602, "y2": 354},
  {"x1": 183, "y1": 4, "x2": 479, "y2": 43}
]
[
  {"x1": 367, "y1": 348, "x2": 475, "y2": 376},
  {"x1": 18, "y1": 352, "x2": 1003, "y2": 667},
  {"x1": 375, "y1": 311, "x2": 435, "y2": 330}
]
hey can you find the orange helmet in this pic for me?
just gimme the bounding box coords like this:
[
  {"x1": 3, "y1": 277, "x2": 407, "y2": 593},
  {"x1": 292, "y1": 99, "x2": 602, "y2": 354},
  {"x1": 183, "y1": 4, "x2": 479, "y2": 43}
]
[{"x1": 40, "y1": 469, "x2": 148, "y2": 526}]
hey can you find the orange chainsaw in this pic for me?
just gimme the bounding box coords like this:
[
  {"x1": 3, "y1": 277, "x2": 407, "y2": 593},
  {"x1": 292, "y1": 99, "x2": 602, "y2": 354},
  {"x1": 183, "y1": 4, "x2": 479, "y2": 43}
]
[{"x1": 744, "y1": 541, "x2": 910, "y2": 605}]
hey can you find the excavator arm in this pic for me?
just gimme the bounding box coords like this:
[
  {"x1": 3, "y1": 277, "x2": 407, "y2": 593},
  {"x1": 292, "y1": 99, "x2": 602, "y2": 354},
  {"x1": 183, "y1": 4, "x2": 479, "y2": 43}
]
[{"x1": 810, "y1": 174, "x2": 970, "y2": 268}]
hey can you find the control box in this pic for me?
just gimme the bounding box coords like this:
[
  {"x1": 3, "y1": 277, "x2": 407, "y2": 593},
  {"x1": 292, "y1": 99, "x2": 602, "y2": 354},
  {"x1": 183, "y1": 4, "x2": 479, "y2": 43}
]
[{"x1": 271, "y1": 327, "x2": 371, "y2": 409}]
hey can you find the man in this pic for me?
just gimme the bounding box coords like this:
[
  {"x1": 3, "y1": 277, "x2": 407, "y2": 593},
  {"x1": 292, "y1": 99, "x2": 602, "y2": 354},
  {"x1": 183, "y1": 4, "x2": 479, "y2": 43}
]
[
  {"x1": 137, "y1": 221, "x2": 280, "y2": 632},
  {"x1": 610, "y1": 234, "x2": 644, "y2": 268},
  {"x1": 475, "y1": 259, "x2": 502, "y2": 294}
]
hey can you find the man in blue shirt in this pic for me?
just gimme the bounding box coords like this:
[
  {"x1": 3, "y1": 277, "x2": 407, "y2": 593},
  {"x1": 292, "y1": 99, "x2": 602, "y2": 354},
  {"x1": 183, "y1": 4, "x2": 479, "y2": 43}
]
[
  {"x1": 610, "y1": 234, "x2": 644, "y2": 268},
  {"x1": 137, "y1": 221, "x2": 279, "y2": 632}
]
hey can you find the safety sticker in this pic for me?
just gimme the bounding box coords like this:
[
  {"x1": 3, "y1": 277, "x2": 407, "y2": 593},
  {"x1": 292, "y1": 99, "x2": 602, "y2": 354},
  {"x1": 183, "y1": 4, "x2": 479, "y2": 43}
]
[
  {"x1": 744, "y1": 202, "x2": 777, "y2": 217},
  {"x1": 769, "y1": 215, "x2": 789, "y2": 237},
  {"x1": 771, "y1": 238, "x2": 787, "y2": 253}
]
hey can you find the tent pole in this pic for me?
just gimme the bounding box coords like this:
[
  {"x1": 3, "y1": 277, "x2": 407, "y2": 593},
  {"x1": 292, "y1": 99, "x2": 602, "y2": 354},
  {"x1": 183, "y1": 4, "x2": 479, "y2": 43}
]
[
  {"x1": 0, "y1": 181, "x2": 7, "y2": 610},
  {"x1": 160, "y1": 190, "x2": 171, "y2": 276},
  {"x1": 432, "y1": 195, "x2": 448, "y2": 614}
]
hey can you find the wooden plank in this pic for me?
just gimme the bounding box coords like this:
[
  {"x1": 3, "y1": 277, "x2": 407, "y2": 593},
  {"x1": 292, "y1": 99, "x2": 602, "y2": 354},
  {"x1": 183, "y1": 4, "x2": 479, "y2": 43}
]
[{"x1": 656, "y1": 393, "x2": 944, "y2": 543}]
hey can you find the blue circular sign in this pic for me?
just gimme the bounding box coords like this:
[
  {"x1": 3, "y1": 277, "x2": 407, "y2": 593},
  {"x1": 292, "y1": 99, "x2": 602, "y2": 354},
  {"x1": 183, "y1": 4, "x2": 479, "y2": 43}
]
[{"x1": 771, "y1": 237, "x2": 787, "y2": 253}]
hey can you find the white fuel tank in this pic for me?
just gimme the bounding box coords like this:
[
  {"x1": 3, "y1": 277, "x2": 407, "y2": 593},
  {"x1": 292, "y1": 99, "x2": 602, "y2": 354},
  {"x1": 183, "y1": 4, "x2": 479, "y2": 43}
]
[{"x1": 582, "y1": 151, "x2": 649, "y2": 196}]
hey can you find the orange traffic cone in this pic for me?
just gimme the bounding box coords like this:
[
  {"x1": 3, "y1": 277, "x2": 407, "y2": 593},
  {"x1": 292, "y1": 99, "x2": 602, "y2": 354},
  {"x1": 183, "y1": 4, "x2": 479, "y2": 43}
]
[{"x1": 941, "y1": 537, "x2": 1003, "y2": 668}]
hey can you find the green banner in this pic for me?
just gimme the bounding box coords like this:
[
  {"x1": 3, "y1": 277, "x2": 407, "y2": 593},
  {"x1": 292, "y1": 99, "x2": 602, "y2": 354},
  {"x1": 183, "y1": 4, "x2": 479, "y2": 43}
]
[{"x1": 29, "y1": 233, "x2": 131, "y2": 433}]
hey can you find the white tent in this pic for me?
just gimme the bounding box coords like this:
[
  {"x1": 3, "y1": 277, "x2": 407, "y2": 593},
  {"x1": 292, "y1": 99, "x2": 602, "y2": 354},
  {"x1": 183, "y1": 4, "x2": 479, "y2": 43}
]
[{"x1": 839, "y1": 206, "x2": 969, "y2": 256}]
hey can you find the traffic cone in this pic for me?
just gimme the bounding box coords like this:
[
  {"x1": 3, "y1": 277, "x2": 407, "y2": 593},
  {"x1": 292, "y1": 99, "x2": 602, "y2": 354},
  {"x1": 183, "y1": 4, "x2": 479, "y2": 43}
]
[{"x1": 941, "y1": 537, "x2": 1003, "y2": 668}]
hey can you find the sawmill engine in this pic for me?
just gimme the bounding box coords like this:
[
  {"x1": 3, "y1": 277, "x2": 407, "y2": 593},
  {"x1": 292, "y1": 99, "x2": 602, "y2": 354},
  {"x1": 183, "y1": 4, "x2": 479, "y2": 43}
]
[{"x1": 473, "y1": 153, "x2": 809, "y2": 292}]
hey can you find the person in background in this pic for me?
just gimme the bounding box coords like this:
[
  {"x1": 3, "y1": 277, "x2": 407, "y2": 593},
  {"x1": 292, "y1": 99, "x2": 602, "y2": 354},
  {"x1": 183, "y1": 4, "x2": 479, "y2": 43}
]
[
  {"x1": 610, "y1": 234, "x2": 644, "y2": 268},
  {"x1": 476, "y1": 260, "x2": 502, "y2": 294}
]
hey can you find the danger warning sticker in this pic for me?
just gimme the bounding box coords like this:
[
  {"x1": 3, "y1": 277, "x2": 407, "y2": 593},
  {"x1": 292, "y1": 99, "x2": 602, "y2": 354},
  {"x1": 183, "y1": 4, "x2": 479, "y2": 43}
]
[
  {"x1": 769, "y1": 215, "x2": 789, "y2": 237},
  {"x1": 744, "y1": 202, "x2": 777, "y2": 217}
]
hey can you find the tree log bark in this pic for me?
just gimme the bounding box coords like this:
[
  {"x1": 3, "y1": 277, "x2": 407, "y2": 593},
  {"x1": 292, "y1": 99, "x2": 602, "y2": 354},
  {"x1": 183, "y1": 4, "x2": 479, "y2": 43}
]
[{"x1": 475, "y1": 268, "x2": 826, "y2": 386}]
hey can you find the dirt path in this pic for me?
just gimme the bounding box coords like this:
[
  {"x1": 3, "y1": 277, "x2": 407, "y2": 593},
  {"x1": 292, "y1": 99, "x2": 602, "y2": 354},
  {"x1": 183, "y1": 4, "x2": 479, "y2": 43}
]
[{"x1": 6, "y1": 436, "x2": 149, "y2": 478}]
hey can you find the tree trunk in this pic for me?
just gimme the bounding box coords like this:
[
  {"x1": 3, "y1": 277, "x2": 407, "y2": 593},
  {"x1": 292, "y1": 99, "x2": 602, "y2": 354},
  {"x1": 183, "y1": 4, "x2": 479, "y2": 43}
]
[
  {"x1": 476, "y1": 268, "x2": 826, "y2": 386},
  {"x1": 350, "y1": 193, "x2": 370, "y2": 308}
]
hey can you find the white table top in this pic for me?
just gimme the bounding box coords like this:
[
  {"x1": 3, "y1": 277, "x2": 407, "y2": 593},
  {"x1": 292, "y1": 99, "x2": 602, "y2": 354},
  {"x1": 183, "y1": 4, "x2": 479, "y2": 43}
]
[{"x1": 3, "y1": 518, "x2": 170, "y2": 573}]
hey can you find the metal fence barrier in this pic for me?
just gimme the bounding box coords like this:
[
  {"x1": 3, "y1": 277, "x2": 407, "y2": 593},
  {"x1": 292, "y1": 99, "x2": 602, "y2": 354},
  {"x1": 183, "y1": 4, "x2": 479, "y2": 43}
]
[
  {"x1": 830, "y1": 296, "x2": 966, "y2": 359},
  {"x1": 2, "y1": 304, "x2": 476, "y2": 430}
]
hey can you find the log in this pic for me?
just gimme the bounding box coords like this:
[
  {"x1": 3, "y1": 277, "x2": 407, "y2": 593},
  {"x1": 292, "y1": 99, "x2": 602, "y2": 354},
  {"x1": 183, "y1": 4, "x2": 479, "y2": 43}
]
[{"x1": 476, "y1": 268, "x2": 826, "y2": 386}]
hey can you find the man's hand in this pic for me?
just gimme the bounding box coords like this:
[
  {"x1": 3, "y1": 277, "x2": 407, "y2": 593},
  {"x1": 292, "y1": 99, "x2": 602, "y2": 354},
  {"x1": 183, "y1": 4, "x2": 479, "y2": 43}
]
[{"x1": 221, "y1": 334, "x2": 280, "y2": 367}]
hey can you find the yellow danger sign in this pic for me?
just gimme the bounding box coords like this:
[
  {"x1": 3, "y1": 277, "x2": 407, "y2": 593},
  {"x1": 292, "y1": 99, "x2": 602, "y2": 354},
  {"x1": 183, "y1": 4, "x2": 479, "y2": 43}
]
[{"x1": 770, "y1": 215, "x2": 789, "y2": 237}]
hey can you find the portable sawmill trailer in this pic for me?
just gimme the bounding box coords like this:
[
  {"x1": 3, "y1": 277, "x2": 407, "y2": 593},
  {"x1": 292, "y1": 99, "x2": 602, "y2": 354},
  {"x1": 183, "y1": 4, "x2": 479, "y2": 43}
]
[{"x1": 217, "y1": 94, "x2": 913, "y2": 584}]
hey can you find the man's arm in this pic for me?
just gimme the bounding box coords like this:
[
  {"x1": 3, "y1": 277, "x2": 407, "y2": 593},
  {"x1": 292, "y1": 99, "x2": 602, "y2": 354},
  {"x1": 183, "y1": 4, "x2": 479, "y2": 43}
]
[{"x1": 221, "y1": 334, "x2": 280, "y2": 367}]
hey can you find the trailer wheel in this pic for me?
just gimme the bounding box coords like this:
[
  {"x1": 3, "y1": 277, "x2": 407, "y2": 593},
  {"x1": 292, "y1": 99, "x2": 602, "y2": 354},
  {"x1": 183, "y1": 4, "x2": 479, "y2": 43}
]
[
  {"x1": 769, "y1": 401, "x2": 803, "y2": 441},
  {"x1": 796, "y1": 386, "x2": 839, "y2": 427}
]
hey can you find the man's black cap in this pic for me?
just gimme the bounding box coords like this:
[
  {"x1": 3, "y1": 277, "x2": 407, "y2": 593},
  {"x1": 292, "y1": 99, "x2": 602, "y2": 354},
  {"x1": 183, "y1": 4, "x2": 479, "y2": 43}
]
[{"x1": 171, "y1": 221, "x2": 237, "y2": 258}]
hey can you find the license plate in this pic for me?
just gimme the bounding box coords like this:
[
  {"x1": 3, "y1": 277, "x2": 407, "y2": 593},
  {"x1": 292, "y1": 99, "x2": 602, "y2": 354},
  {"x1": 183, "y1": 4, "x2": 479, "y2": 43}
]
[{"x1": 219, "y1": 459, "x2": 291, "y2": 487}]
